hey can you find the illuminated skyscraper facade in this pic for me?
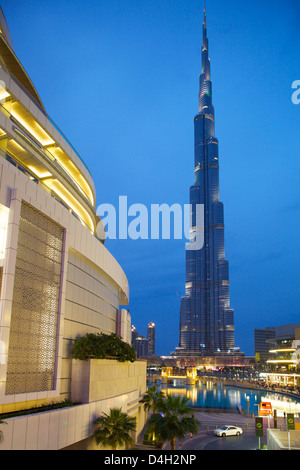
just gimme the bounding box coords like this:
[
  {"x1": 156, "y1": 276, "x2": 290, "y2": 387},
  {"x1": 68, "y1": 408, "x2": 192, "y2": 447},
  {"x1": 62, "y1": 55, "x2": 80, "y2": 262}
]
[
  {"x1": 179, "y1": 10, "x2": 235, "y2": 355},
  {"x1": 147, "y1": 322, "x2": 156, "y2": 356}
]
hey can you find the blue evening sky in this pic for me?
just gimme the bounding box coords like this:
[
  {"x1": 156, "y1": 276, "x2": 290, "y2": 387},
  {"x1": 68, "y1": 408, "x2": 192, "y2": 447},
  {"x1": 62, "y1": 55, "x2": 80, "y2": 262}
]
[{"x1": 2, "y1": 0, "x2": 300, "y2": 356}]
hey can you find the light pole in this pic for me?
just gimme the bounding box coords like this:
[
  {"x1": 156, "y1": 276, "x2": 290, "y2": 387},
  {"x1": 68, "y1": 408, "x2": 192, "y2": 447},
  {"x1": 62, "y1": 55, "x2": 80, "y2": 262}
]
[{"x1": 246, "y1": 396, "x2": 250, "y2": 416}]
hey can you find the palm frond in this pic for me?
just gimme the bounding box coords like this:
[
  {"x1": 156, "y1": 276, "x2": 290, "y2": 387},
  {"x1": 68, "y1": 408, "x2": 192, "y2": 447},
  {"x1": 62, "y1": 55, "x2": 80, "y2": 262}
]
[{"x1": 94, "y1": 408, "x2": 136, "y2": 449}]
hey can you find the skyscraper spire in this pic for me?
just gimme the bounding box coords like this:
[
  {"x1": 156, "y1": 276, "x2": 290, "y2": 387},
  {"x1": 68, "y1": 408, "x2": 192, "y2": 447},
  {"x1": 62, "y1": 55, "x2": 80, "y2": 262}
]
[
  {"x1": 199, "y1": 3, "x2": 213, "y2": 116},
  {"x1": 203, "y1": 1, "x2": 207, "y2": 46},
  {"x1": 178, "y1": 6, "x2": 235, "y2": 356}
]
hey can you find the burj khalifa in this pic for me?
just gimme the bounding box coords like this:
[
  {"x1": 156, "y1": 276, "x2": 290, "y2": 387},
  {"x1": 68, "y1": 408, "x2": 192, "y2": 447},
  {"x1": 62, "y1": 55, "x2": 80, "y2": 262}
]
[{"x1": 179, "y1": 8, "x2": 235, "y2": 355}]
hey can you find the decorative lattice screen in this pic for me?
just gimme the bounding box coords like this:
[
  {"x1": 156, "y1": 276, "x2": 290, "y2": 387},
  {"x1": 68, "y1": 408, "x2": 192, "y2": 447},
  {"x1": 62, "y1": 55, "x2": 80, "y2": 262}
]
[{"x1": 5, "y1": 202, "x2": 64, "y2": 394}]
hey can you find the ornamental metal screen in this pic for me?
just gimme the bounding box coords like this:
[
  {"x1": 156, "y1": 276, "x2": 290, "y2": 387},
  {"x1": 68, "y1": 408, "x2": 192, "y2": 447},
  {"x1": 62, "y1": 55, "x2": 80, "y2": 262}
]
[{"x1": 5, "y1": 202, "x2": 64, "y2": 394}]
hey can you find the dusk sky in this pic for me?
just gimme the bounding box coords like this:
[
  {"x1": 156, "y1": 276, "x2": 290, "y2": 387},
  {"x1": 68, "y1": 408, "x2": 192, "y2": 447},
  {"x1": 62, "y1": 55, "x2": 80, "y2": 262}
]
[{"x1": 3, "y1": 0, "x2": 300, "y2": 356}]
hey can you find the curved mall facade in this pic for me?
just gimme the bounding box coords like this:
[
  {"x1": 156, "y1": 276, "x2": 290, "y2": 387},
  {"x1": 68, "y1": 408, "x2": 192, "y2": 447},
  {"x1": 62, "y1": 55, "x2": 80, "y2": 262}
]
[{"x1": 0, "y1": 8, "x2": 146, "y2": 450}]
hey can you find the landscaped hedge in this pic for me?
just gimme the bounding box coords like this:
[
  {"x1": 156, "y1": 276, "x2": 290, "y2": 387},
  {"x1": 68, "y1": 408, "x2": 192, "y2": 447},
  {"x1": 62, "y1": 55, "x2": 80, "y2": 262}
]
[
  {"x1": 72, "y1": 332, "x2": 136, "y2": 362},
  {"x1": 0, "y1": 400, "x2": 79, "y2": 420}
]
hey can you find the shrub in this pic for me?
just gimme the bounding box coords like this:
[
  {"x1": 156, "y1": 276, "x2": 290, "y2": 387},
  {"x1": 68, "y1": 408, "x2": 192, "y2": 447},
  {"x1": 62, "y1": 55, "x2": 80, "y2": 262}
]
[{"x1": 72, "y1": 332, "x2": 136, "y2": 362}]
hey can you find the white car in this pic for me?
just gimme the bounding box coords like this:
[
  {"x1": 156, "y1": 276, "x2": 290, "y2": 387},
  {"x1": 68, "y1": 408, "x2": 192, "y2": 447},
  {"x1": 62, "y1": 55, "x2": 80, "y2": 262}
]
[{"x1": 214, "y1": 425, "x2": 243, "y2": 437}]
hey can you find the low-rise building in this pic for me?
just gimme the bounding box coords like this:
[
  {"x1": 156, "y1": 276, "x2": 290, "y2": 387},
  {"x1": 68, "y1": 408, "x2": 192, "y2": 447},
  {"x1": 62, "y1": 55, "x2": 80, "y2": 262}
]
[
  {"x1": 254, "y1": 327, "x2": 276, "y2": 363},
  {"x1": 263, "y1": 324, "x2": 300, "y2": 389}
]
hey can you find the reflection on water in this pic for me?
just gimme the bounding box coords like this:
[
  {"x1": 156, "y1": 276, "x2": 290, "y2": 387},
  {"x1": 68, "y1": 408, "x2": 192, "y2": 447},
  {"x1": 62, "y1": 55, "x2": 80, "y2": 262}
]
[{"x1": 152, "y1": 380, "x2": 300, "y2": 415}]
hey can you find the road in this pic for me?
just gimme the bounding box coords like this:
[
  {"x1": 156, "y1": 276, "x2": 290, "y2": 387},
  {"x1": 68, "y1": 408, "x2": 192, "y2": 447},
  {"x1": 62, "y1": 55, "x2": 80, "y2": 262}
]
[
  {"x1": 164, "y1": 411, "x2": 281, "y2": 451},
  {"x1": 182, "y1": 431, "x2": 263, "y2": 450}
]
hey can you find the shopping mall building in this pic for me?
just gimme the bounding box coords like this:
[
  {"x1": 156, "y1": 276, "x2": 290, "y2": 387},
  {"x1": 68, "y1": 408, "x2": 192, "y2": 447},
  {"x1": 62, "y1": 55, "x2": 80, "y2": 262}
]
[{"x1": 0, "y1": 8, "x2": 146, "y2": 449}]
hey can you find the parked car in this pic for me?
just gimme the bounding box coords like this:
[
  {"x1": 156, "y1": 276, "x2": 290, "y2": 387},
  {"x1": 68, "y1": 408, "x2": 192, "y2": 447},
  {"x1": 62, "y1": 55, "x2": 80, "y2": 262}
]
[{"x1": 214, "y1": 425, "x2": 243, "y2": 437}]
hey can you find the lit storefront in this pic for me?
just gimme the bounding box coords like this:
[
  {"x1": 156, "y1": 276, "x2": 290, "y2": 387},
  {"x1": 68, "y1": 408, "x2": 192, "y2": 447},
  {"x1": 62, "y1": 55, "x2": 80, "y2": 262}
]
[{"x1": 263, "y1": 324, "x2": 300, "y2": 389}]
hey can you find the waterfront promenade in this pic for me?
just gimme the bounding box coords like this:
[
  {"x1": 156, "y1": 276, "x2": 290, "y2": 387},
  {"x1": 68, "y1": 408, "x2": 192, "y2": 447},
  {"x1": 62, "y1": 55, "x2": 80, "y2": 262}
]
[
  {"x1": 150, "y1": 373, "x2": 300, "y2": 402},
  {"x1": 218, "y1": 378, "x2": 300, "y2": 405}
]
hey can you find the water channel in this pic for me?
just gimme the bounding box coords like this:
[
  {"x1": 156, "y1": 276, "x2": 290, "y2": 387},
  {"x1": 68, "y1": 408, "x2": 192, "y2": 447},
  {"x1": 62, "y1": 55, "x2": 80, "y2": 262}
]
[{"x1": 151, "y1": 379, "x2": 300, "y2": 416}]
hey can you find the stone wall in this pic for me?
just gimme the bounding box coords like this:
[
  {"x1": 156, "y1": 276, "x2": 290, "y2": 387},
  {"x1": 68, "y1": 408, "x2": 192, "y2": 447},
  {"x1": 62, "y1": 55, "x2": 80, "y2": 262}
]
[
  {"x1": 0, "y1": 358, "x2": 147, "y2": 450},
  {"x1": 71, "y1": 358, "x2": 147, "y2": 404}
]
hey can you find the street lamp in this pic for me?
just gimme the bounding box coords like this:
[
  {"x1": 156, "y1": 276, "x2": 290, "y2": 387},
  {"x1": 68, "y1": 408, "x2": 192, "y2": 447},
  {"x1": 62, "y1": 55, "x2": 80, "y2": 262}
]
[{"x1": 246, "y1": 396, "x2": 250, "y2": 416}]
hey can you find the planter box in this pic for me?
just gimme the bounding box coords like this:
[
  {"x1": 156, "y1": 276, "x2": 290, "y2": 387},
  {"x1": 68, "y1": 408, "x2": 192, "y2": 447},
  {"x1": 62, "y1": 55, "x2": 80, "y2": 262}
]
[
  {"x1": 0, "y1": 359, "x2": 147, "y2": 450},
  {"x1": 71, "y1": 358, "x2": 147, "y2": 404}
]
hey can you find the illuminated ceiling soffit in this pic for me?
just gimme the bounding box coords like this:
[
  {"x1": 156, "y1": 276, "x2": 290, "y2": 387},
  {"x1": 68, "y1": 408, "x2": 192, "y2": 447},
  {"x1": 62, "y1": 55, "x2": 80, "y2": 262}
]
[{"x1": 0, "y1": 31, "x2": 45, "y2": 110}]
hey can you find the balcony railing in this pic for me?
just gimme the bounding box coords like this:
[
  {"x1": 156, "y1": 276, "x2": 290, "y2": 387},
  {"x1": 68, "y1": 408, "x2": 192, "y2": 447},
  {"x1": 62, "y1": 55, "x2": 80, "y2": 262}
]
[
  {"x1": 0, "y1": 57, "x2": 92, "y2": 179},
  {"x1": 1, "y1": 149, "x2": 103, "y2": 243},
  {"x1": 0, "y1": 102, "x2": 94, "y2": 208}
]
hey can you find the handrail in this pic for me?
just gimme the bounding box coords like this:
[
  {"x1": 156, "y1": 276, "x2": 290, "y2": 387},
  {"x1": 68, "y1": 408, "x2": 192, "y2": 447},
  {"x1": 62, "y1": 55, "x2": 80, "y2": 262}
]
[
  {"x1": 1, "y1": 149, "x2": 104, "y2": 244},
  {"x1": 0, "y1": 102, "x2": 94, "y2": 208},
  {"x1": 0, "y1": 59, "x2": 93, "y2": 178},
  {"x1": 0, "y1": 148, "x2": 90, "y2": 229}
]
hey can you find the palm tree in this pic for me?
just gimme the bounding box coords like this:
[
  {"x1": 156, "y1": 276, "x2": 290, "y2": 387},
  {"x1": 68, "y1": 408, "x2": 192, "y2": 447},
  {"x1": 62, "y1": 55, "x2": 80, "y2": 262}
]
[
  {"x1": 149, "y1": 395, "x2": 200, "y2": 450},
  {"x1": 139, "y1": 385, "x2": 165, "y2": 415},
  {"x1": 139, "y1": 385, "x2": 165, "y2": 441},
  {"x1": 94, "y1": 408, "x2": 136, "y2": 450},
  {"x1": 0, "y1": 419, "x2": 6, "y2": 444}
]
